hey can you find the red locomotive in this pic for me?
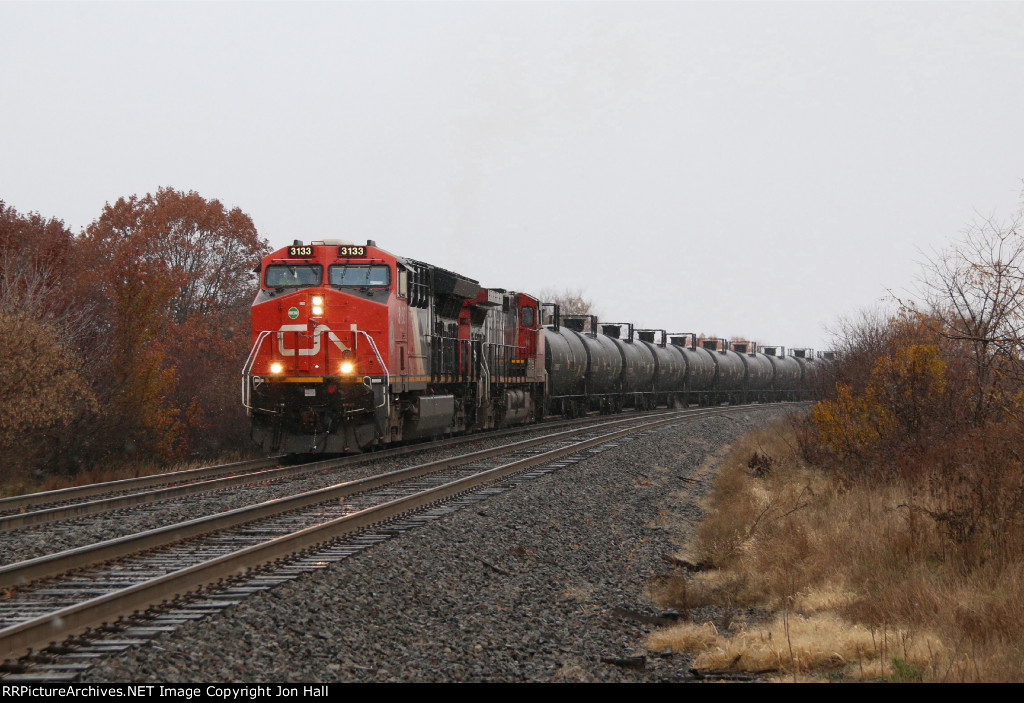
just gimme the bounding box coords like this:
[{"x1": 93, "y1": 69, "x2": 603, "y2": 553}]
[{"x1": 244, "y1": 240, "x2": 545, "y2": 453}]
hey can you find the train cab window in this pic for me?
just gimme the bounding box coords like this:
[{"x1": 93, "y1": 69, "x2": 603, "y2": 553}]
[
  {"x1": 329, "y1": 264, "x2": 392, "y2": 287},
  {"x1": 521, "y1": 306, "x2": 535, "y2": 328},
  {"x1": 264, "y1": 264, "x2": 322, "y2": 288}
]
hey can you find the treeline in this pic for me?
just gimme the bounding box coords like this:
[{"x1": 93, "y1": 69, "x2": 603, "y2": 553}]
[{"x1": 0, "y1": 188, "x2": 269, "y2": 481}]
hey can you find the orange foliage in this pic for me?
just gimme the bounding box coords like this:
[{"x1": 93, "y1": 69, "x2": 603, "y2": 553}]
[
  {"x1": 78, "y1": 187, "x2": 269, "y2": 462},
  {"x1": 0, "y1": 311, "x2": 96, "y2": 453},
  {"x1": 813, "y1": 311, "x2": 952, "y2": 470},
  {"x1": 1, "y1": 192, "x2": 267, "y2": 478}
]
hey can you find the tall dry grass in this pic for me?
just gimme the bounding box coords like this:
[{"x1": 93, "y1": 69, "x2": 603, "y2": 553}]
[{"x1": 646, "y1": 414, "x2": 1024, "y2": 682}]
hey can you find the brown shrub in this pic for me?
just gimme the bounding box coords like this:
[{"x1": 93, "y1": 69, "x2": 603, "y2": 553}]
[
  {"x1": 0, "y1": 311, "x2": 96, "y2": 474},
  {"x1": 647, "y1": 414, "x2": 1024, "y2": 681}
]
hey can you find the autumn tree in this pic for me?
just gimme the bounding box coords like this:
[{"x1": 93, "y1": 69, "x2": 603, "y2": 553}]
[
  {"x1": 824, "y1": 306, "x2": 901, "y2": 396},
  {"x1": 0, "y1": 311, "x2": 97, "y2": 464},
  {"x1": 84, "y1": 188, "x2": 266, "y2": 323},
  {"x1": 0, "y1": 203, "x2": 97, "y2": 473},
  {"x1": 80, "y1": 187, "x2": 269, "y2": 460},
  {"x1": 0, "y1": 201, "x2": 75, "y2": 287},
  {"x1": 814, "y1": 201, "x2": 1024, "y2": 479},
  {"x1": 813, "y1": 311, "x2": 953, "y2": 468}
]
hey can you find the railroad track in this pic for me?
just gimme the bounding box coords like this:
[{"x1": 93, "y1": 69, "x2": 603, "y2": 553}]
[
  {"x1": 0, "y1": 457, "x2": 282, "y2": 521},
  {"x1": 0, "y1": 410, "x2": 671, "y2": 533},
  {"x1": 0, "y1": 403, "x2": 805, "y2": 679}
]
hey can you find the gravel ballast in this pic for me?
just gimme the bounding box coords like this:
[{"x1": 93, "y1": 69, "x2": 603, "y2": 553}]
[
  {"x1": 0, "y1": 420, "x2": 644, "y2": 565},
  {"x1": 81, "y1": 406, "x2": 797, "y2": 683}
]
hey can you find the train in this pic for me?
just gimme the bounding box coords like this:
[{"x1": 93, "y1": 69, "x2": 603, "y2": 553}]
[{"x1": 243, "y1": 240, "x2": 824, "y2": 454}]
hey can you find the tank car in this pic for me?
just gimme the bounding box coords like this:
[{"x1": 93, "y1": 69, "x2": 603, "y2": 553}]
[
  {"x1": 668, "y1": 334, "x2": 716, "y2": 404},
  {"x1": 636, "y1": 330, "x2": 686, "y2": 408},
  {"x1": 761, "y1": 346, "x2": 803, "y2": 401}
]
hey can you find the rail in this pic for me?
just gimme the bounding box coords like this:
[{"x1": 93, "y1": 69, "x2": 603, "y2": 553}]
[{"x1": 0, "y1": 404, "x2": 800, "y2": 659}]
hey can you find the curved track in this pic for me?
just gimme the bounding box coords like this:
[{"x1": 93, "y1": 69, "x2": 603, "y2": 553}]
[
  {"x1": 0, "y1": 411, "x2": 669, "y2": 532},
  {"x1": 0, "y1": 403, "x2": 806, "y2": 676}
]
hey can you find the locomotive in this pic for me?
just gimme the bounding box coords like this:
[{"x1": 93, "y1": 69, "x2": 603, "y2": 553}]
[{"x1": 243, "y1": 240, "x2": 822, "y2": 454}]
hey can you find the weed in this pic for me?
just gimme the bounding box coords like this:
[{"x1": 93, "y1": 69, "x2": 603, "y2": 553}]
[{"x1": 890, "y1": 657, "x2": 924, "y2": 683}]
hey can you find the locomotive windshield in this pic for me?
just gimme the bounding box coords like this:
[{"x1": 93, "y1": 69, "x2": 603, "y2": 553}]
[
  {"x1": 264, "y1": 264, "x2": 322, "y2": 288},
  {"x1": 329, "y1": 264, "x2": 391, "y2": 287}
]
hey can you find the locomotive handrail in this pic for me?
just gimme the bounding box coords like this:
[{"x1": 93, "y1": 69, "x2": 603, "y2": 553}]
[
  {"x1": 355, "y1": 328, "x2": 389, "y2": 409},
  {"x1": 479, "y1": 351, "x2": 491, "y2": 402},
  {"x1": 241, "y1": 330, "x2": 272, "y2": 411}
]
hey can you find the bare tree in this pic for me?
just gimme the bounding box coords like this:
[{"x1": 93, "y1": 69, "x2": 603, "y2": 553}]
[
  {"x1": 537, "y1": 287, "x2": 594, "y2": 315},
  {"x1": 822, "y1": 305, "x2": 900, "y2": 394},
  {"x1": 914, "y1": 211, "x2": 1024, "y2": 423},
  {"x1": 537, "y1": 286, "x2": 599, "y2": 330}
]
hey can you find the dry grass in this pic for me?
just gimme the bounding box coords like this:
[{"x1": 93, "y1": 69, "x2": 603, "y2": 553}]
[
  {"x1": 646, "y1": 621, "x2": 721, "y2": 653},
  {"x1": 646, "y1": 414, "x2": 1024, "y2": 682},
  {"x1": 690, "y1": 614, "x2": 941, "y2": 680}
]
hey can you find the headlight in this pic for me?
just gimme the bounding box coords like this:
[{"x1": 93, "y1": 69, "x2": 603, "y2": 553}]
[
  {"x1": 311, "y1": 305, "x2": 323, "y2": 315},
  {"x1": 270, "y1": 363, "x2": 283, "y2": 374},
  {"x1": 311, "y1": 296, "x2": 324, "y2": 306},
  {"x1": 340, "y1": 362, "x2": 354, "y2": 374}
]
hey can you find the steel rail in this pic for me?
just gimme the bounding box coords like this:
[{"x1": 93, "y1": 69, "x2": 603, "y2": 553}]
[
  {"x1": 0, "y1": 404, "x2": 773, "y2": 660},
  {"x1": 0, "y1": 457, "x2": 282, "y2": 514},
  {"x1": 0, "y1": 407, "x2": 719, "y2": 589},
  {"x1": 0, "y1": 465, "x2": 310, "y2": 531},
  {"x1": 0, "y1": 408, "x2": 679, "y2": 528}
]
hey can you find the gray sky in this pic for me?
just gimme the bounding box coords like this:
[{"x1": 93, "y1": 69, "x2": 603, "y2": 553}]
[{"x1": 3, "y1": 1, "x2": 1023, "y2": 350}]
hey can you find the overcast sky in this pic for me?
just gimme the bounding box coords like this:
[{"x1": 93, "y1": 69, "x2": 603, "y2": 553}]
[{"x1": 3, "y1": 1, "x2": 1023, "y2": 350}]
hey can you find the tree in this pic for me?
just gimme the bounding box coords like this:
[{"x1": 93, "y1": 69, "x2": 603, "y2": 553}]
[
  {"x1": 79, "y1": 187, "x2": 269, "y2": 460},
  {"x1": 0, "y1": 311, "x2": 96, "y2": 460},
  {"x1": 537, "y1": 287, "x2": 595, "y2": 316},
  {"x1": 537, "y1": 287, "x2": 598, "y2": 329},
  {"x1": 84, "y1": 188, "x2": 266, "y2": 323},
  {"x1": 0, "y1": 203, "x2": 99, "y2": 473},
  {"x1": 0, "y1": 201, "x2": 74, "y2": 287},
  {"x1": 813, "y1": 312, "x2": 950, "y2": 467},
  {"x1": 914, "y1": 211, "x2": 1024, "y2": 424}
]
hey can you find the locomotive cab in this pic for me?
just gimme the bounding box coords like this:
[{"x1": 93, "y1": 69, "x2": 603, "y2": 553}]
[{"x1": 244, "y1": 240, "x2": 394, "y2": 453}]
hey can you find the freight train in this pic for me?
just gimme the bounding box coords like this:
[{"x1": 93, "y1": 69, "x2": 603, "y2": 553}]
[{"x1": 243, "y1": 240, "x2": 823, "y2": 454}]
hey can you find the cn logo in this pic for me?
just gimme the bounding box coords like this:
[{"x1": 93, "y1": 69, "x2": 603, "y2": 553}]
[{"x1": 277, "y1": 324, "x2": 349, "y2": 357}]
